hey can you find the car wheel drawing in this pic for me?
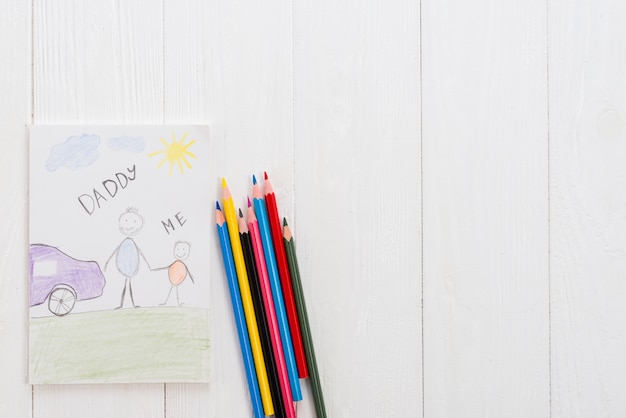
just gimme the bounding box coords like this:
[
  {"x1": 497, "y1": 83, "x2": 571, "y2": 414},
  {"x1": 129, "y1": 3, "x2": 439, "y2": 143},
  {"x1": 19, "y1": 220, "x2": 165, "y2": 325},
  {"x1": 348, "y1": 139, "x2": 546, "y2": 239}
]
[
  {"x1": 48, "y1": 285, "x2": 77, "y2": 317},
  {"x1": 29, "y1": 244, "x2": 106, "y2": 316}
]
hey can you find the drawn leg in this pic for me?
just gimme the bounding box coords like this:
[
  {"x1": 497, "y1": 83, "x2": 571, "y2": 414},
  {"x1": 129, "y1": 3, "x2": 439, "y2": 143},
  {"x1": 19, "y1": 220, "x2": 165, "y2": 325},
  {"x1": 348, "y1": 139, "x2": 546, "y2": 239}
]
[
  {"x1": 176, "y1": 286, "x2": 181, "y2": 306},
  {"x1": 115, "y1": 278, "x2": 128, "y2": 309},
  {"x1": 128, "y1": 278, "x2": 139, "y2": 308},
  {"x1": 161, "y1": 286, "x2": 173, "y2": 305}
]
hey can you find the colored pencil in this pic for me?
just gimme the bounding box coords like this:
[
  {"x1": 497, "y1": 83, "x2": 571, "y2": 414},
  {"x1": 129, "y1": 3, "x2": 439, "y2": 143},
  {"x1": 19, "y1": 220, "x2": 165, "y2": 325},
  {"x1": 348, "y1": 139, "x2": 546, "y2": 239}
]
[
  {"x1": 239, "y1": 209, "x2": 285, "y2": 418},
  {"x1": 284, "y1": 218, "x2": 327, "y2": 418},
  {"x1": 263, "y1": 172, "x2": 309, "y2": 378},
  {"x1": 222, "y1": 178, "x2": 274, "y2": 416},
  {"x1": 253, "y1": 175, "x2": 303, "y2": 401},
  {"x1": 215, "y1": 202, "x2": 263, "y2": 418},
  {"x1": 248, "y1": 199, "x2": 297, "y2": 418}
]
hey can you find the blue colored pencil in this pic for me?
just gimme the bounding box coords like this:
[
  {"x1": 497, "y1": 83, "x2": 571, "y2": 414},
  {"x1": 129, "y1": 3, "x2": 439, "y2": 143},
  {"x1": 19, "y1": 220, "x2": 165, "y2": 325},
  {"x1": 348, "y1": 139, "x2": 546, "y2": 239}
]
[
  {"x1": 216, "y1": 202, "x2": 264, "y2": 418},
  {"x1": 252, "y1": 176, "x2": 303, "y2": 401}
]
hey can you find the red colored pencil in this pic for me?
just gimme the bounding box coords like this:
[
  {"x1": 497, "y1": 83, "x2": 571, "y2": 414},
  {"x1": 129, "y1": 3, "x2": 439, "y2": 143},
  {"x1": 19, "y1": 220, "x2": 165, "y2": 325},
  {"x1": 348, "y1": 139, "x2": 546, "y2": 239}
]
[{"x1": 263, "y1": 172, "x2": 309, "y2": 378}]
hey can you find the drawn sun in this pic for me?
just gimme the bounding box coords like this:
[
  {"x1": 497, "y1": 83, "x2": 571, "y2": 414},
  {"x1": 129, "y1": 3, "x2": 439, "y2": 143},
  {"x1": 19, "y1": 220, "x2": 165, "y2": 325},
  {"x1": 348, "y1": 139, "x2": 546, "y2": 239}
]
[{"x1": 148, "y1": 132, "x2": 197, "y2": 176}]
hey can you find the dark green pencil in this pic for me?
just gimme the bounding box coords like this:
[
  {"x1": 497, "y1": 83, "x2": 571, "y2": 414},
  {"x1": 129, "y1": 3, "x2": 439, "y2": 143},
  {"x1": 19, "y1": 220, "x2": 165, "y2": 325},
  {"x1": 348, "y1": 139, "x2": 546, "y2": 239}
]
[{"x1": 283, "y1": 218, "x2": 327, "y2": 418}]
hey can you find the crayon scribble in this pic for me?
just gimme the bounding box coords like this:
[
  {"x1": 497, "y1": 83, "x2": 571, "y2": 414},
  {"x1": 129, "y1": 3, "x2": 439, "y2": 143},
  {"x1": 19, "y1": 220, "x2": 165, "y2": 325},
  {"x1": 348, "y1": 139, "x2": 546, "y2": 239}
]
[
  {"x1": 147, "y1": 132, "x2": 197, "y2": 176},
  {"x1": 108, "y1": 136, "x2": 145, "y2": 153},
  {"x1": 45, "y1": 134, "x2": 100, "y2": 171}
]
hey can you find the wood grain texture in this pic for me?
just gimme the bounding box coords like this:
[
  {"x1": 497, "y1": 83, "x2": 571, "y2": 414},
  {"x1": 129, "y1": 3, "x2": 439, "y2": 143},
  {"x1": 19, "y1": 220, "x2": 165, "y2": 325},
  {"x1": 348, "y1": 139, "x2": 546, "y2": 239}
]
[
  {"x1": 549, "y1": 0, "x2": 626, "y2": 416},
  {"x1": 0, "y1": 0, "x2": 32, "y2": 417},
  {"x1": 293, "y1": 1, "x2": 422, "y2": 417},
  {"x1": 32, "y1": 0, "x2": 165, "y2": 416},
  {"x1": 422, "y1": 0, "x2": 550, "y2": 417},
  {"x1": 33, "y1": 0, "x2": 163, "y2": 124},
  {"x1": 3, "y1": 0, "x2": 625, "y2": 417},
  {"x1": 162, "y1": 0, "x2": 295, "y2": 416}
]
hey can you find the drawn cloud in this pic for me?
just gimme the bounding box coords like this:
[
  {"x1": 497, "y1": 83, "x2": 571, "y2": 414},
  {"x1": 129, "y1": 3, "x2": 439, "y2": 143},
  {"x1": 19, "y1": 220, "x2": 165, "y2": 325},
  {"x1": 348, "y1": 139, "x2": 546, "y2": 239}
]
[
  {"x1": 45, "y1": 134, "x2": 101, "y2": 171},
  {"x1": 108, "y1": 136, "x2": 145, "y2": 153}
]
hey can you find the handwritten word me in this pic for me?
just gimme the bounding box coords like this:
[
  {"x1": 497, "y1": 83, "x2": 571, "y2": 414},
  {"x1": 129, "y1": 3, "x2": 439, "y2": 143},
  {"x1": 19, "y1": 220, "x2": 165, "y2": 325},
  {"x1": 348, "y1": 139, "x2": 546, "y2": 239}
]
[
  {"x1": 162, "y1": 212, "x2": 187, "y2": 235},
  {"x1": 78, "y1": 165, "x2": 137, "y2": 215}
]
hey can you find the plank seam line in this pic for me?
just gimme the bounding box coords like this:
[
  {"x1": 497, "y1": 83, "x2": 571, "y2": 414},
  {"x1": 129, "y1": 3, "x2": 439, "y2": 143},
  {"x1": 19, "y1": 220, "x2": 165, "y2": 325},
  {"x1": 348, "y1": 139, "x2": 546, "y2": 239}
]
[
  {"x1": 161, "y1": 0, "x2": 165, "y2": 124},
  {"x1": 546, "y1": 0, "x2": 552, "y2": 415},
  {"x1": 31, "y1": 0, "x2": 35, "y2": 124},
  {"x1": 291, "y1": 0, "x2": 296, "y2": 225},
  {"x1": 419, "y1": 0, "x2": 425, "y2": 417}
]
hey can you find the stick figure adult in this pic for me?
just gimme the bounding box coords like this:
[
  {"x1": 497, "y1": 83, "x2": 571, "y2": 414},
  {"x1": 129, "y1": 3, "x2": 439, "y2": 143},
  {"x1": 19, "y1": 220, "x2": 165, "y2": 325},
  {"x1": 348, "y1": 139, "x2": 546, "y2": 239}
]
[{"x1": 104, "y1": 207, "x2": 151, "y2": 308}]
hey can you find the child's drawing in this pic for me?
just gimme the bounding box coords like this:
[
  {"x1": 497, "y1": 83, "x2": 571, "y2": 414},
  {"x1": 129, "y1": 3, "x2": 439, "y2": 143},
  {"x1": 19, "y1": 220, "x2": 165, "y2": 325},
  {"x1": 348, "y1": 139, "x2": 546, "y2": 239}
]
[
  {"x1": 147, "y1": 132, "x2": 197, "y2": 176},
  {"x1": 29, "y1": 244, "x2": 106, "y2": 316},
  {"x1": 155, "y1": 241, "x2": 195, "y2": 306},
  {"x1": 45, "y1": 134, "x2": 100, "y2": 171},
  {"x1": 29, "y1": 125, "x2": 211, "y2": 384},
  {"x1": 104, "y1": 208, "x2": 151, "y2": 309}
]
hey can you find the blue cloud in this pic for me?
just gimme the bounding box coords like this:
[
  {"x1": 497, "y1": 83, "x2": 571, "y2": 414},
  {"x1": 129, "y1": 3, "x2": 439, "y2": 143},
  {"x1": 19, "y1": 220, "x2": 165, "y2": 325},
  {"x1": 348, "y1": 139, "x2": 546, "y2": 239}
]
[
  {"x1": 108, "y1": 136, "x2": 145, "y2": 153},
  {"x1": 45, "y1": 134, "x2": 101, "y2": 171}
]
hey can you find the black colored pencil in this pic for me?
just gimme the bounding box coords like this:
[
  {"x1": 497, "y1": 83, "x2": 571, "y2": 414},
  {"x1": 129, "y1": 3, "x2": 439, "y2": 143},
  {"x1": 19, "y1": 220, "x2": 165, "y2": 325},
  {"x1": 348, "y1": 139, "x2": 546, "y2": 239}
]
[{"x1": 239, "y1": 209, "x2": 286, "y2": 418}]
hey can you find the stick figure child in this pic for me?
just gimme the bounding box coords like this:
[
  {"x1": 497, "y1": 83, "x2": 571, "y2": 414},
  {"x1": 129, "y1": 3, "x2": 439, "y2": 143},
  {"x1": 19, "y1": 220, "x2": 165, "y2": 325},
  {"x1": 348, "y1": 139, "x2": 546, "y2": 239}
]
[{"x1": 155, "y1": 241, "x2": 195, "y2": 306}]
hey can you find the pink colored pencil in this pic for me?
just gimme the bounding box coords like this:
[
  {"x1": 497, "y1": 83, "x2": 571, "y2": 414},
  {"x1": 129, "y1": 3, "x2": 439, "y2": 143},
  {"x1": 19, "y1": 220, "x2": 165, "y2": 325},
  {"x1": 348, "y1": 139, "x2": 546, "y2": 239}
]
[{"x1": 248, "y1": 198, "x2": 296, "y2": 418}]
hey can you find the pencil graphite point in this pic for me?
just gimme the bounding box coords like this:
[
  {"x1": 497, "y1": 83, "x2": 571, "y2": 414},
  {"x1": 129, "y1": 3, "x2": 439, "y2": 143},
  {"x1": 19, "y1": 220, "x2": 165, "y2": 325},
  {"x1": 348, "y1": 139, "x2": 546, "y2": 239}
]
[
  {"x1": 283, "y1": 217, "x2": 288, "y2": 227},
  {"x1": 239, "y1": 208, "x2": 244, "y2": 218},
  {"x1": 216, "y1": 201, "x2": 221, "y2": 210},
  {"x1": 221, "y1": 177, "x2": 228, "y2": 188},
  {"x1": 264, "y1": 171, "x2": 269, "y2": 180},
  {"x1": 252, "y1": 174, "x2": 257, "y2": 185},
  {"x1": 247, "y1": 196, "x2": 252, "y2": 207}
]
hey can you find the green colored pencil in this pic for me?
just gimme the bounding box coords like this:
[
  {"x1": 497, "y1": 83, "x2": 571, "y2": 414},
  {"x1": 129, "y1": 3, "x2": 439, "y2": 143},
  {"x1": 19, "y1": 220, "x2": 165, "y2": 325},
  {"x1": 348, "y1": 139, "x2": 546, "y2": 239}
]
[{"x1": 283, "y1": 218, "x2": 327, "y2": 418}]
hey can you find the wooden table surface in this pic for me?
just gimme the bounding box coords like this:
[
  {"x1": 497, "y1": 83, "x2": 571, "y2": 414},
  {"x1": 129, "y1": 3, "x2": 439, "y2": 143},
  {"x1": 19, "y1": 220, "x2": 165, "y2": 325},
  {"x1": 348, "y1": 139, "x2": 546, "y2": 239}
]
[{"x1": 1, "y1": 0, "x2": 624, "y2": 417}]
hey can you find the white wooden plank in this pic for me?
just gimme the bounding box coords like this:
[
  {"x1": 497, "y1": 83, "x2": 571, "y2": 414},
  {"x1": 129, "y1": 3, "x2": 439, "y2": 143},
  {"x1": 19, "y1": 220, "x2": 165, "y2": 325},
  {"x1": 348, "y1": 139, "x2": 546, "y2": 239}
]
[
  {"x1": 422, "y1": 0, "x2": 550, "y2": 417},
  {"x1": 32, "y1": 0, "x2": 165, "y2": 416},
  {"x1": 549, "y1": 0, "x2": 626, "y2": 416},
  {"x1": 162, "y1": 0, "x2": 294, "y2": 416},
  {"x1": 33, "y1": 0, "x2": 163, "y2": 124},
  {"x1": 293, "y1": 1, "x2": 421, "y2": 417},
  {"x1": 0, "y1": 0, "x2": 33, "y2": 416}
]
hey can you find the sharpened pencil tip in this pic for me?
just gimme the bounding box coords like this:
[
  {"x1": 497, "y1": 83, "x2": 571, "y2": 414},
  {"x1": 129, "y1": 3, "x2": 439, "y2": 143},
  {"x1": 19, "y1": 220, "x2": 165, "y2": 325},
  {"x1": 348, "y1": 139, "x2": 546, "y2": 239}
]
[
  {"x1": 264, "y1": 171, "x2": 268, "y2": 180},
  {"x1": 239, "y1": 208, "x2": 243, "y2": 217},
  {"x1": 216, "y1": 201, "x2": 220, "y2": 210},
  {"x1": 252, "y1": 174, "x2": 257, "y2": 185},
  {"x1": 247, "y1": 196, "x2": 252, "y2": 207},
  {"x1": 221, "y1": 177, "x2": 227, "y2": 188},
  {"x1": 283, "y1": 217, "x2": 288, "y2": 226}
]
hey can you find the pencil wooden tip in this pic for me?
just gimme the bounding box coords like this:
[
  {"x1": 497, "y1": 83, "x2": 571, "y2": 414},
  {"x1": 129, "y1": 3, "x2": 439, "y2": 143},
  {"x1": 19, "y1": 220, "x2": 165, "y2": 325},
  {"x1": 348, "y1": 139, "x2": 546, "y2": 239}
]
[
  {"x1": 247, "y1": 196, "x2": 252, "y2": 207},
  {"x1": 221, "y1": 177, "x2": 227, "y2": 188},
  {"x1": 216, "y1": 201, "x2": 221, "y2": 210},
  {"x1": 283, "y1": 221, "x2": 292, "y2": 240},
  {"x1": 252, "y1": 174, "x2": 257, "y2": 185},
  {"x1": 264, "y1": 171, "x2": 269, "y2": 180},
  {"x1": 239, "y1": 208, "x2": 243, "y2": 218}
]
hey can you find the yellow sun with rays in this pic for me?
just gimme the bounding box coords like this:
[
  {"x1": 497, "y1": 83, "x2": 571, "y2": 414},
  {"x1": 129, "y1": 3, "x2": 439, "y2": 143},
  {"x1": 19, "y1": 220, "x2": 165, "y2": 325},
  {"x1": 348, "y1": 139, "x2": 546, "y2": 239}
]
[{"x1": 148, "y1": 132, "x2": 197, "y2": 176}]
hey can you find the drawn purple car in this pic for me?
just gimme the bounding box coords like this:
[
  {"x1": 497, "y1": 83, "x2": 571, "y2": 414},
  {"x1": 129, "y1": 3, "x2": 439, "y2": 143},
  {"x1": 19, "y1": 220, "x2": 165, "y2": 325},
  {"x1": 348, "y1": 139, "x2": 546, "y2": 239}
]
[{"x1": 29, "y1": 244, "x2": 106, "y2": 316}]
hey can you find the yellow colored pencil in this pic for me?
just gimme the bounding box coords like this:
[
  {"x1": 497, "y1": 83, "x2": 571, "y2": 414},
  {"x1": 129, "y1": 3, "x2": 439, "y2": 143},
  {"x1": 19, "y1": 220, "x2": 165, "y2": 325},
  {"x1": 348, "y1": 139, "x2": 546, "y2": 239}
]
[{"x1": 222, "y1": 178, "x2": 274, "y2": 416}]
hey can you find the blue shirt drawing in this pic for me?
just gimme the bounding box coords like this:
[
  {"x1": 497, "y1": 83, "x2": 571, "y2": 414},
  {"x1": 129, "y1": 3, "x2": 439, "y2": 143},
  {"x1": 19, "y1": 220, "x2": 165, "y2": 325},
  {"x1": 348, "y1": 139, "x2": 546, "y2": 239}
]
[{"x1": 116, "y1": 238, "x2": 140, "y2": 277}]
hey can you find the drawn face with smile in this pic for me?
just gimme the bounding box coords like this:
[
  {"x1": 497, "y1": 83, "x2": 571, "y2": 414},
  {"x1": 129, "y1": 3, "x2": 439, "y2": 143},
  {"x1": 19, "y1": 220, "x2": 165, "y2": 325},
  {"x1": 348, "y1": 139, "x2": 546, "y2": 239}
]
[
  {"x1": 118, "y1": 209, "x2": 144, "y2": 236},
  {"x1": 174, "y1": 241, "x2": 190, "y2": 260}
]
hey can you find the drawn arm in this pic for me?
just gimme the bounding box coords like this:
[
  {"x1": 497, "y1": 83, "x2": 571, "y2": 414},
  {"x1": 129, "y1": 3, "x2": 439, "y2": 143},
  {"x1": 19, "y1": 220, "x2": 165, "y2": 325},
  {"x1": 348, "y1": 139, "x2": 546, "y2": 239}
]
[
  {"x1": 187, "y1": 269, "x2": 195, "y2": 284},
  {"x1": 103, "y1": 245, "x2": 119, "y2": 272},
  {"x1": 137, "y1": 246, "x2": 152, "y2": 270}
]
